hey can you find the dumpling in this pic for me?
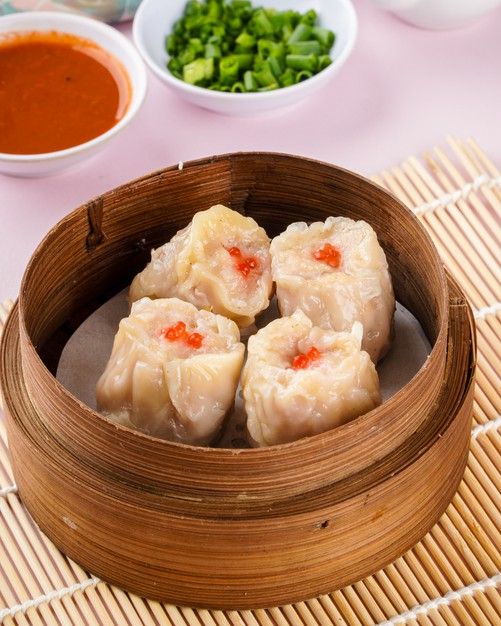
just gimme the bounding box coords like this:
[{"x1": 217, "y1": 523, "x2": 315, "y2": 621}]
[
  {"x1": 242, "y1": 309, "x2": 381, "y2": 447},
  {"x1": 270, "y1": 217, "x2": 395, "y2": 362},
  {"x1": 96, "y1": 297, "x2": 245, "y2": 446},
  {"x1": 130, "y1": 204, "x2": 273, "y2": 328}
]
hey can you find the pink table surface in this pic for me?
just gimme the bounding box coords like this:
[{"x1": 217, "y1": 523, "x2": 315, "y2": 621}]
[{"x1": 1, "y1": 0, "x2": 500, "y2": 302}]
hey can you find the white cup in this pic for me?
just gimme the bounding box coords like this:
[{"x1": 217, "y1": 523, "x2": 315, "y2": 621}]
[{"x1": 369, "y1": 0, "x2": 501, "y2": 29}]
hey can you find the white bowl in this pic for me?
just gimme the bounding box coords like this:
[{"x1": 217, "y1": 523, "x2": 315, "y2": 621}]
[
  {"x1": 133, "y1": 0, "x2": 357, "y2": 115},
  {"x1": 0, "y1": 12, "x2": 147, "y2": 177},
  {"x1": 368, "y1": 0, "x2": 501, "y2": 29}
]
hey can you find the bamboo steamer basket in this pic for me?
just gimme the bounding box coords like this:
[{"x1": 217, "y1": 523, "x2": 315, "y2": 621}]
[{"x1": 0, "y1": 153, "x2": 475, "y2": 609}]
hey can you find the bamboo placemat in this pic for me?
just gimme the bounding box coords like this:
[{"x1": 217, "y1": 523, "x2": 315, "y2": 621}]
[{"x1": 0, "y1": 136, "x2": 499, "y2": 626}]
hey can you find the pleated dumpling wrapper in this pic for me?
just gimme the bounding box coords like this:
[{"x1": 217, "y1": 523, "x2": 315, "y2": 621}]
[
  {"x1": 242, "y1": 310, "x2": 381, "y2": 447},
  {"x1": 270, "y1": 217, "x2": 395, "y2": 362},
  {"x1": 96, "y1": 297, "x2": 245, "y2": 446},
  {"x1": 129, "y1": 205, "x2": 273, "y2": 328}
]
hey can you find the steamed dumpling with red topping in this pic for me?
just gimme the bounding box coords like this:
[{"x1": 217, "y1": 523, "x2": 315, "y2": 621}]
[
  {"x1": 129, "y1": 205, "x2": 273, "y2": 328},
  {"x1": 96, "y1": 297, "x2": 245, "y2": 446},
  {"x1": 242, "y1": 310, "x2": 381, "y2": 447},
  {"x1": 270, "y1": 217, "x2": 395, "y2": 362}
]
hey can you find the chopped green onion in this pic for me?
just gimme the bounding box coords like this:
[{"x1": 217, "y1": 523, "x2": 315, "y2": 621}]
[
  {"x1": 267, "y1": 55, "x2": 283, "y2": 79},
  {"x1": 257, "y1": 83, "x2": 279, "y2": 91},
  {"x1": 219, "y1": 56, "x2": 240, "y2": 85},
  {"x1": 229, "y1": 17, "x2": 243, "y2": 34},
  {"x1": 287, "y1": 23, "x2": 312, "y2": 44},
  {"x1": 258, "y1": 39, "x2": 285, "y2": 62},
  {"x1": 318, "y1": 55, "x2": 332, "y2": 71},
  {"x1": 296, "y1": 70, "x2": 313, "y2": 82},
  {"x1": 232, "y1": 53, "x2": 254, "y2": 70},
  {"x1": 250, "y1": 9, "x2": 274, "y2": 37},
  {"x1": 183, "y1": 57, "x2": 214, "y2": 84},
  {"x1": 280, "y1": 67, "x2": 296, "y2": 87},
  {"x1": 165, "y1": 0, "x2": 335, "y2": 93},
  {"x1": 189, "y1": 38, "x2": 204, "y2": 55},
  {"x1": 231, "y1": 81, "x2": 246, "y2": 92},
  {"x1": 178, "y1": 48, "x2": 197, "y2": 66},
  {"x1": 286, "y1": 53, "x2": 318, "y2": 72},
  {"x1": 282, "y1": 23, "x2": 293, "y2": 41},
  {"x1": 300, "y1": 9, "x2": 317, "y2": 26},
  {"x1": 167, "y1": 57, "x2": 183, "y2": 79},
  {"x1": 312, "y1": 26, "x2": 335, "y2": 49},
  {"x1": 185, "y1": 1, "x2": 202, "y2": 17},
  {"x1": 165, "y1": 34, "x2": 179, "y2": 56},
  {"x1": 205, "y1": 42, "x2": 221, "y2": 58},
  {"x1": 287, "y1": 41, "x2": 322, "y2": 56},
  {"x1": 173, "y1": 21, "x2": 184, "y2": 37},
  {"x1": 232, "y1": 0, "x2": 252, "y2": 15},
  {"x1": 281, "y1": 9, "x2": 301, "y2": 28},
  {"x1": 254, "y1": 60, "x2": 276, "y2": 87},
  {"x1": 257, "y1": 38, "x2": 274, "y2": 58},
  {"x1": 243, "y1": 70, "x2": 258, "y2": 91},
  {"x1": 235, "y1": 30, "x2": 255, "y2": 50},
  {"x1": 206, "y1": 1, "x2": 221, "y2": 21},
  {"x1": 212, "y1": 24, "x2": 225, "y2": 39}
]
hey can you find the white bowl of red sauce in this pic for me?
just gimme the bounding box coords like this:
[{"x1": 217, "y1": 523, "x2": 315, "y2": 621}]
[{"x1": 0, "y1": 12, "x2": 147, "y2": 177}]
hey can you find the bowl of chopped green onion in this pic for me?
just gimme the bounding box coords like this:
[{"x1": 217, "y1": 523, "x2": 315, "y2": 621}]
[{"x1": 133, "y1": 0, "x2": 357, "y2": 114}]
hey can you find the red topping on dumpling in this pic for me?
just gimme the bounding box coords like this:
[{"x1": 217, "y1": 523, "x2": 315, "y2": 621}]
[
  {"x1": 227, "y1": 246, "x2": 259, "y2": 277},
  {"x1": 187, "y1": 332, "x2": 203, "y2": 348},
  {"x1": 292, "y1": 354, "x2": 309, "y2": 369},
  {"x1": 163, "y1": 321, "x2": 186, "y2": 340},
  {"x1": 313, "y1": 243, "x2": 341, "y2": 268},
  {"x1": 292, "y1": 347, "x2": 321, "y2": 370},
  {"x1": 160, "y1": 322, "x2": 203, "y2": 349},
  {"x1": 306, "y1": 347, "x2": 320, "y2": 360},
  {"x1": 237, "y1": 261, "x2": 251, "y2": 276}
]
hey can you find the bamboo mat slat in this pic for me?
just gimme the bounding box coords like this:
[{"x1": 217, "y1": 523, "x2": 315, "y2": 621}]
[{"x1": 0, "y1": 137, "x2": 500, "y2": 626}]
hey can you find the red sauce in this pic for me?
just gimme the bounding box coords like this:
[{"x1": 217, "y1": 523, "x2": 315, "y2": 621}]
[
  {"x1": 227, "y1": 246, "x2": 258, "y2": 277},
  {"x1": 160, "y1": 321, "x2": 204, "y2": 349},
  {"x1": 292, "y1": 347, "x2": 321, "y2": 370},
  {"x1": 313, "y1": 243, "x2": 342, "y2": 268},
  {"x1": 0, "y1": 31, "x2": 130, "y2": 154}
]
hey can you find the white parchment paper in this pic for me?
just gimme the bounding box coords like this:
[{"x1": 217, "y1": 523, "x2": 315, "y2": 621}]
[{"x1": 57, "y1": 290, "x2": 431, "y2": 448}]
